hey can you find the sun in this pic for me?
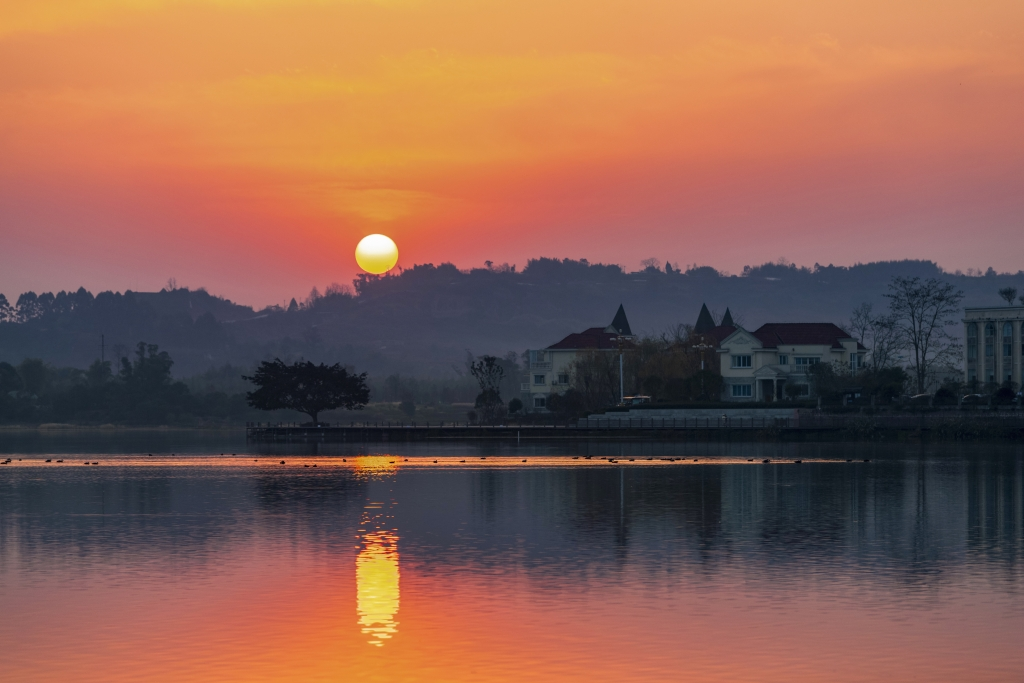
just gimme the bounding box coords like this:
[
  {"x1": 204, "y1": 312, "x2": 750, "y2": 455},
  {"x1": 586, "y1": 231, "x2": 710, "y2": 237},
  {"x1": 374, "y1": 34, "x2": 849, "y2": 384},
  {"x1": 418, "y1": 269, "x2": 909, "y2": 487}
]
[{"x1": 355, "y1": 234, "x2": 399, "y2": 274}]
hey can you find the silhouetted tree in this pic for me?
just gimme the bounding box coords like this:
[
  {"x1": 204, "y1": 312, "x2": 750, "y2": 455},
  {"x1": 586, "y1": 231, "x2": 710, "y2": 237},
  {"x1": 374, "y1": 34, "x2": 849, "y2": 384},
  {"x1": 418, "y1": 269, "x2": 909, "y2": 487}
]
[
  {"x1": 470, "y1": 355, "x2": 506, "y2": 422},
  {"x1": 119, "y1": 342, "x2": 174, "y2": 389},
  {"x1": 0, "y1": 362, "x2": 22, "y2": 394},
  {"x1": 86, "y1": 359, "x2": 113, "y2": 387},
  {"x1": 885, "y1": 276, "x2": 964, "y2": 394},
  {"x1": 849, "y1": 303, "x2": 900, "y2": 369},
  {"x1": 244, "y1": 359, "x2": 369, "y2": 424},
  {"x1": 18, "y1": 359, "x2": 50, "y2": 396},
  {"x1": 998, "y1": 287, "x2": 1018, "y2": 305}
]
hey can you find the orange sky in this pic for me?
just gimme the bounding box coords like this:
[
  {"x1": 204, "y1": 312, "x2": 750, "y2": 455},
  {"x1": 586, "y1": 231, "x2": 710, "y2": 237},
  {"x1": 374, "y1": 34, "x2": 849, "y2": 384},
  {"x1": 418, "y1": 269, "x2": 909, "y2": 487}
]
[{"x1": 1, "y1": 0, "x2": 1022, "y2": 305}]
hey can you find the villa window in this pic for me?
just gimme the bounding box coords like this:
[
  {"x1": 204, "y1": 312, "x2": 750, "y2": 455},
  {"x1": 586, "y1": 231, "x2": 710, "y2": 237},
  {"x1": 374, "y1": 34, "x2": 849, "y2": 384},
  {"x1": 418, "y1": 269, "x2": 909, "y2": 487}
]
[
  {"x1": 985, "y1": 323, "x2": 995, "y2": 357},
  {"x1": 795, "y1": 384, "x2": 810, "y2": 396},
  {"x1": 533, "y1": 374, "x2": 546, "y2": 385},
  {"x1": 731, "y1": 355, "x2": 751, "y2": 368},
  {"x1": 534, "y1": 397, "x2": 546, "y2": 408},
  {"x1": 731, "y1": 384, "x2": 752, "y2": 398},
  {"x1": 778, "y1": 355, "x2": 788, "y2": 365},
  {"x1": 558, "y1": 373, "x2": 570, "y2": 384},
  {"x1": 794, "y1": 357, "x2": 819, "y2": 366},
  {"x1": 967, "y1": 323, "x2": 978, "y2": 360},
  {"x1": 1003, "y1": 322, "x2": 1013, "y2": 357}
]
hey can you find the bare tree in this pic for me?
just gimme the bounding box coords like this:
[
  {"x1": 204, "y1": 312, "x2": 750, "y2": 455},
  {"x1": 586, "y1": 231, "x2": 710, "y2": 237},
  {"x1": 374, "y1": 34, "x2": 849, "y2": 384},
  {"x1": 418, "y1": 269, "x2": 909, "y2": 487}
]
[
  {"x1": 847, "y1": 303, "x2": 873, "y2": 345},
  {"x1": 867, "y1": 312, "x2": 901, "y2": 370},
  {"x1": 659, "y1": 322, "x2": 693, "y2": 345},
  {"x1": 848, "y1": 303, "x2": 900, "y2": 370},
  {"x1": 569, "y1": 350, "x2": 620, "y2": 411},
  {"x1": 884, "y1": 276, "x2": 964, "y2": 394},
  {"x1": 998, "y1": 287, "x2": 1018, "y2": 305},
  {"x1": 470, "y1": 355, "x2": 506, "y2": 422}
]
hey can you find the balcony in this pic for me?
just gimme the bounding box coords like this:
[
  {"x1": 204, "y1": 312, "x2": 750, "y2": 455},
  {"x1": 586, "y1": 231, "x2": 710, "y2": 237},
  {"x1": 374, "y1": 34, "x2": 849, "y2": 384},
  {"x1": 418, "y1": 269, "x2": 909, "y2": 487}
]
[{"x1": 530, "y1": 362, "x2": 552, "y2": 371}]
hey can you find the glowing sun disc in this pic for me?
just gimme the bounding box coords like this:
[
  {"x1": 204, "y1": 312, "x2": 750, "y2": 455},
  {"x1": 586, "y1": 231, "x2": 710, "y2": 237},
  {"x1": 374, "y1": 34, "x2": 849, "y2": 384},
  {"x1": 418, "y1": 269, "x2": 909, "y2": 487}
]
[{"x1": 355, "y1": 234, "x2": 399, "y2": 274}]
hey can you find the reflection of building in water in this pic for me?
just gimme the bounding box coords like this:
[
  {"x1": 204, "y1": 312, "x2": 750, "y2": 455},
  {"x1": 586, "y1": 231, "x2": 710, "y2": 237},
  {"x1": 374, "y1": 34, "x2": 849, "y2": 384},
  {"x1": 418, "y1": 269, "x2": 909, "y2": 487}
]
[{"x1": 356, "y1": 502, "x2": 399, "y2": 647}]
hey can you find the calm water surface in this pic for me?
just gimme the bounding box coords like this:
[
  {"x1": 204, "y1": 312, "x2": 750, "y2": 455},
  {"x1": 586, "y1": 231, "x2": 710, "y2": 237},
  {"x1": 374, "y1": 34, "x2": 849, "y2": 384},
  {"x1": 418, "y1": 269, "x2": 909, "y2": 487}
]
[{"x1": 1, "y1": 435, "x2": 1023, "y2": 682}]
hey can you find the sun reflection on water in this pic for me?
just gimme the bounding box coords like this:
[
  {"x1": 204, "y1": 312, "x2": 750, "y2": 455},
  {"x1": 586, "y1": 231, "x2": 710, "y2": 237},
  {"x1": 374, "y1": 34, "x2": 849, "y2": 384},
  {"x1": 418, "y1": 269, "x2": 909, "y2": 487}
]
[
  {"x1": 353, "y1": 455, "x2": 399, "y2": 478},
  {"x1": 356, "y1": 503, "x2": 400, "y2": 647}
]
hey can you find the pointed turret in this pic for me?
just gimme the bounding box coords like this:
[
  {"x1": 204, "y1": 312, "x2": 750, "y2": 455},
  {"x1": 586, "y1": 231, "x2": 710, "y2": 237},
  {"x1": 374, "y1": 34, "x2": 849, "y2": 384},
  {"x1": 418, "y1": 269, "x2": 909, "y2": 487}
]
[
  {"x1": 606, "y1": 304, "x2": 632, "y2": 336},
  {"x1": 694, "y1": 303, "x2": 715, "y2": 333},
  {"x1": 720, "y1": 308, "x2": 734, "y2": 327}
]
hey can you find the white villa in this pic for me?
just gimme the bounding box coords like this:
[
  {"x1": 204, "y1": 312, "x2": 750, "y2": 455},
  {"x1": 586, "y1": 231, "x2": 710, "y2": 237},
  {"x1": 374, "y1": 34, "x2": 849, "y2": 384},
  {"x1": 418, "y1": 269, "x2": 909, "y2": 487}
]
[
  {"x1": 963, "y1": 306, "x2": 1024, "y2": 388},
  {"x1": 690, "y1": 303, "x2": 867, "y2": 401},
  {"x1": 716, "y1": 322, "x2": 867, "y2": 401},
  {"x1": 523, "y1": 305, "x2": 634, "y2": 411}
]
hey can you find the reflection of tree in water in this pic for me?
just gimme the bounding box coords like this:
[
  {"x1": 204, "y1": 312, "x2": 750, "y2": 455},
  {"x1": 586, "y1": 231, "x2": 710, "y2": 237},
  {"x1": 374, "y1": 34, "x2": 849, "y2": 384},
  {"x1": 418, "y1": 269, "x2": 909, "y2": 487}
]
[
  {"x1": 254, "y1": 469, "x2": 366, "y2": 511},
  {"x1": 563, "y1": 467, "x2": 723, "y2": 557},
  {"x1": 253, "y1": 469, "x2": 368, "y2": 548}
]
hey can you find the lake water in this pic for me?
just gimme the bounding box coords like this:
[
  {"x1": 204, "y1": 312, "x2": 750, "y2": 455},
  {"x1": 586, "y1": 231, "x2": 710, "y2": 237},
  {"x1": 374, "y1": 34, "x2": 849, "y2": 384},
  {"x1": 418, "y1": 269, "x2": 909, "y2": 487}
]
[{"x1": 2, "y1": 434, "x2": 1023, "y2": 682}]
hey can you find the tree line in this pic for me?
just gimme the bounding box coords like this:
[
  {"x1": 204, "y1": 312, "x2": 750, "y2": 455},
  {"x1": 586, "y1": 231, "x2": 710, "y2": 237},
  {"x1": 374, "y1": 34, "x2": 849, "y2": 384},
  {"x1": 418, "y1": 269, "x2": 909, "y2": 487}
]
[{"x1": 0, "y1": 343, "x2": 253, "y2": 425}]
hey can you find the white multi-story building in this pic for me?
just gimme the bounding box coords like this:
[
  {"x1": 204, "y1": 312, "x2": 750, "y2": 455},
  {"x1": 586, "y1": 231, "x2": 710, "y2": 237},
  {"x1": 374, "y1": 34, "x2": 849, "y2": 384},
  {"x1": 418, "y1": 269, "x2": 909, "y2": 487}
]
[
  {"x1": 716, "y1": 323, "x2": 867, "y2": 401},
  {"x1": 523, "y1": 305, "x2": 634, "y2": 411},
  {"x1": 963, "y1": 306, "x2": 1024, "y2": 388}
]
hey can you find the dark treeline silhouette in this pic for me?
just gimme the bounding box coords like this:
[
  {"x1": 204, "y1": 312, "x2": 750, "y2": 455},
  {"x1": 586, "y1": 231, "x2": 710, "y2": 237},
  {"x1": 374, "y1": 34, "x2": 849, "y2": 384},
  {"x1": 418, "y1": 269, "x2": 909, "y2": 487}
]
[
  {"x1": 2, "y1": 258, "x2": 1022, "y2": 387},
  {"x1": 0, "y1": 342, "x2": 256, "y2": 425}
]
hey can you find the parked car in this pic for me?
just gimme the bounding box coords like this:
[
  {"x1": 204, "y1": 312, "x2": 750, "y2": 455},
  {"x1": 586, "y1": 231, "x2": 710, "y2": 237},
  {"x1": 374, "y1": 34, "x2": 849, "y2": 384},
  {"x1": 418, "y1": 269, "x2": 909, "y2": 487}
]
[
  {"x1": 619, "y1": 395, "x2": 651, "y2": 406},
  {"x1": 961, "y1": 394, "x2": 987, "y2": 406}
]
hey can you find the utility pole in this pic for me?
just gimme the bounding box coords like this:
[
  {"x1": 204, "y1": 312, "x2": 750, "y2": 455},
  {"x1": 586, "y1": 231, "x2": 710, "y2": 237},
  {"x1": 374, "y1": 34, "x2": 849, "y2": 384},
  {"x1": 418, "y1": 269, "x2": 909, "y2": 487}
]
[{"x1": 617, "y1": 336, "x2": 626, "y2": 404}]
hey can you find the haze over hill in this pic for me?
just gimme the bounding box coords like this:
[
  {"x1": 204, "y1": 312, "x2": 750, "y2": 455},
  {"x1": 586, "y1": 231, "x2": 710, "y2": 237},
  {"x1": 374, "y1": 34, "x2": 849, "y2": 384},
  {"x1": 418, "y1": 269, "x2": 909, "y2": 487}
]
[{"x1": 1, "y1": 258, "x2": 1021, "y2": 382}]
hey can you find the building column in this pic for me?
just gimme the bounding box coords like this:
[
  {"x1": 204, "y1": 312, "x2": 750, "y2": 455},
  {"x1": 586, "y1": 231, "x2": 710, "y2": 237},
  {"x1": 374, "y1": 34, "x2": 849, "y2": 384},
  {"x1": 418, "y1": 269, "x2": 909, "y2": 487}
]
[{"x1": 1018, "y1": 320, "x2": 1023, "y2": 388}]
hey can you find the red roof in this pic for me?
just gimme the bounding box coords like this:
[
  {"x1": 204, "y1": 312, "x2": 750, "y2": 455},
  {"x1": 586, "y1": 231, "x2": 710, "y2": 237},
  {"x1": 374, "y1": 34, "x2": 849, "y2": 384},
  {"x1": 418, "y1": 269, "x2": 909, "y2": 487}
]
[
  {"x1": 751, "y1": 323, "x2": 865, "y2": 350},
  {"x1": 547, "y1": 327, "x2": 632, "y2": 350}
]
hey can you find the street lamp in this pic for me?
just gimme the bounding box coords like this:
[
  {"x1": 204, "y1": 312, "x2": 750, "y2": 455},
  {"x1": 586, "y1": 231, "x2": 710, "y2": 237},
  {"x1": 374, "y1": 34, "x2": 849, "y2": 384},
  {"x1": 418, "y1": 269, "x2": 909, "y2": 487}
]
[
  {"x1": 693, "y1": 341, "x2": 713, "y2": 399},
  {"x1": 616, "y1": 335, "x2": 627, "y2": 404}
]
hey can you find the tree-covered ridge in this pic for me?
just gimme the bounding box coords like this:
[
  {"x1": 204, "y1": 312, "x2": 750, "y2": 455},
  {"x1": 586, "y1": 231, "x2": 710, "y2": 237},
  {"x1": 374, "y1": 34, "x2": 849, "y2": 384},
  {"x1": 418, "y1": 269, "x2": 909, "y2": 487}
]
[{"x1": 1, "y1": 259, "x2": 1021, "y2": 381}]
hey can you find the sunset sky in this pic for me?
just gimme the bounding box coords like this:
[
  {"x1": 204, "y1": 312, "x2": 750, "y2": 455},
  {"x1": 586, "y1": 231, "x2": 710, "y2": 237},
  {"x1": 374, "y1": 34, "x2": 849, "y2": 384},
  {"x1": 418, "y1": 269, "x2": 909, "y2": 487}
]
[{"x1": 2, "y1": 0, "x2": 1022, "y2": 306}]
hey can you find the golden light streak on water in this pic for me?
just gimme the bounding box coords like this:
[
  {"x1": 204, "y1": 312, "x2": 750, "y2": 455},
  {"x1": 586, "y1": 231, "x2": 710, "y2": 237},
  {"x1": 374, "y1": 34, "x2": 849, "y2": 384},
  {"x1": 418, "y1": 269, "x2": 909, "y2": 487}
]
[
  {"x1": 353, "y1": 455, "x2": 400, "y2": 478},
  {"x1": 356, "y1": 506, "x2": 400, "y2": 647}
]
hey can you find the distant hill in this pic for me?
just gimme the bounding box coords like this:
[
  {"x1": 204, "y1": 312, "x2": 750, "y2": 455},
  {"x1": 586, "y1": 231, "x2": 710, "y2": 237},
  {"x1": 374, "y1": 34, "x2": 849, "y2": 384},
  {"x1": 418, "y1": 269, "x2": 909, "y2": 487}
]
[{"x1": 1, "y1": 258, "x2": 1021, "y2": 379}]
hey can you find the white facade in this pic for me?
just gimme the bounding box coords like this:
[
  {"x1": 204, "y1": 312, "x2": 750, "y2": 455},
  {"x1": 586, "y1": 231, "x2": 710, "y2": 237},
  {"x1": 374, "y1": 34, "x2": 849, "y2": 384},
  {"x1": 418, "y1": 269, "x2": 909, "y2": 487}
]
[
  {"x1": 963, "y1": 306, "x2": 1024, "y2": 388},
  {"x1": 717, "y1": 327, "x2": 865, "y2": 402},
  {"x1": 523, "y1": 305, "x2": 633, "y2": 412},
  {"x1": 523, "y1": 348, "x2": 586, "y2": 410}
]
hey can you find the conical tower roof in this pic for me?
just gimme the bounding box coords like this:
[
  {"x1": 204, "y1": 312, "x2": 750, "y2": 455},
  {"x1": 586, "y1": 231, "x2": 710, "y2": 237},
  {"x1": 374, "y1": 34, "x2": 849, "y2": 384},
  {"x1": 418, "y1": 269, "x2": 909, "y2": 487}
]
[
  {"x1": 606, "y1": 304, "x2": 632, "y2": 336},
  {"x1": 720, "y1": 308, "x2": 734, "y2": 327},
  {"x1": 694, "y1": 303, "x2": 715, "y2": 333}
]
